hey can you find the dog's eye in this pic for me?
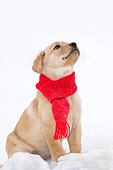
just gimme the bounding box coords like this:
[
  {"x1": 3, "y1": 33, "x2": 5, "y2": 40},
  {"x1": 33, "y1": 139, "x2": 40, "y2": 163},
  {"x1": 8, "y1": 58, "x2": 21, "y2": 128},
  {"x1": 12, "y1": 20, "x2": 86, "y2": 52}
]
[{"x1": 54, "y1": 45, "x2": 60, "y2": 50}]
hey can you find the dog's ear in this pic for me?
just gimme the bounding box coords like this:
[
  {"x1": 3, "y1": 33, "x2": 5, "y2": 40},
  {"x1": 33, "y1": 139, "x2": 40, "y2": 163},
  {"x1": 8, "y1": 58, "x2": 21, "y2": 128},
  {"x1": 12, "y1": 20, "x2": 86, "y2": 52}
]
[{"x1": 32, "y1": 51, "x2": 45, "y2": 74}]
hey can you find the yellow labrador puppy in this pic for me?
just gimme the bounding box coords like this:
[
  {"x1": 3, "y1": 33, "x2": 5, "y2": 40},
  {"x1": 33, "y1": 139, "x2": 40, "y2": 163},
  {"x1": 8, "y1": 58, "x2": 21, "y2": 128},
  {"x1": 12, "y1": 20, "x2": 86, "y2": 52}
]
[{"x1": 6, "y1": 41, "x2": 82, "y2": 162}]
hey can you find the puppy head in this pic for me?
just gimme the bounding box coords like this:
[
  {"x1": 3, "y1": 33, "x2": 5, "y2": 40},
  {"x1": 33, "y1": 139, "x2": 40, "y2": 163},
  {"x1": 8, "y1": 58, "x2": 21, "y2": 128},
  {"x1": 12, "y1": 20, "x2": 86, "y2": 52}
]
[{"x1": 32, "y1": 41, "x2": 80, "y2": 78}]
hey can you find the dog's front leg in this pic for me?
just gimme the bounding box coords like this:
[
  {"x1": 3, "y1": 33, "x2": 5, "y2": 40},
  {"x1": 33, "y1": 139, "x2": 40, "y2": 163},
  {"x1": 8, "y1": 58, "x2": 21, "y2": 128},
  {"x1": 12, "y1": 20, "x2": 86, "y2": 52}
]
[
  {"x1": 68, "y1": 118, "x2": 82, "y2": 153},
  {"x1": 43, "y1": 125, "x2": 66, "y2": 162}
]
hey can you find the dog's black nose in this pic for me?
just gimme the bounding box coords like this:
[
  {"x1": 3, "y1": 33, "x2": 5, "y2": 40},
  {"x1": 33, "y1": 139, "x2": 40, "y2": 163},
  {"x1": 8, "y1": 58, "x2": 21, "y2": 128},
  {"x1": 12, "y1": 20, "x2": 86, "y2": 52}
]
[{"x1": 69, "y1": 42, "x2": 77, "y2": 47}]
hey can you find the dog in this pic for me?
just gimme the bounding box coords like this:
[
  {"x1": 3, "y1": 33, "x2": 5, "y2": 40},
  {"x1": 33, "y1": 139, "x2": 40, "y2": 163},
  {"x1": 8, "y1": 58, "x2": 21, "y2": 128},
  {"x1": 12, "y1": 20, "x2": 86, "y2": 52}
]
[{"x1": 6, "y1": 41, "x2": 82, "y2": 162}]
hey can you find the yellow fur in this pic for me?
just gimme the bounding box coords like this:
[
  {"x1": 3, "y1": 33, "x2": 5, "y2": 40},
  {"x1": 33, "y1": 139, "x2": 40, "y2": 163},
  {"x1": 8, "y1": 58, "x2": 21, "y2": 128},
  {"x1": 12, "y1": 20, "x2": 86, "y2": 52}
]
[{"x1": 6, "y1": 41, "x2": 82, "y2": 162}]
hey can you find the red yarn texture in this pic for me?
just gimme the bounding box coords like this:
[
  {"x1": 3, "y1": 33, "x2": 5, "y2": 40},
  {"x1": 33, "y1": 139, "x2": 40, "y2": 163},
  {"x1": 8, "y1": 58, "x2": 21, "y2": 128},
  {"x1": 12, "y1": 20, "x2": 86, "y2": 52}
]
[{"x1": 36, "y1": 72, "x2": 77, "y2": 140}]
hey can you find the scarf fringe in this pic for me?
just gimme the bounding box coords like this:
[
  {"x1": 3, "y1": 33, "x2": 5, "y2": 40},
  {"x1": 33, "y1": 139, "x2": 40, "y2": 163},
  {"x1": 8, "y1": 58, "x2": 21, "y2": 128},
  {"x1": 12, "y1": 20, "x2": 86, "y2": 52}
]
[{"x1": 53, "y1": 122, "x2": 70, "y2": 140}]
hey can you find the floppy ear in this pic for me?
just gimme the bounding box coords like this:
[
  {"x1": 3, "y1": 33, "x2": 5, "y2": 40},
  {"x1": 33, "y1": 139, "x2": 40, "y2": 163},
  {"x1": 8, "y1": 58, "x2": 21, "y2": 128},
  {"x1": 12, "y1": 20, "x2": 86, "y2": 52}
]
[{"x1": 32, "y1": 51, "x2": 45, "y2": 74}]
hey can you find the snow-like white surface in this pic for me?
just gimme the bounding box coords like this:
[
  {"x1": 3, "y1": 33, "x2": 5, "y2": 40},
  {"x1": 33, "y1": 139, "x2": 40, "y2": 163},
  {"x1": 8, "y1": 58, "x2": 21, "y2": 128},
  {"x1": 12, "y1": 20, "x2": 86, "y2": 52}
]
[
  {"x1": 1, "y1": 136, "x2": 113, "y2": 170},
  {"x1": 0, "y1": 0, "x2": 113, "y2": 170}
]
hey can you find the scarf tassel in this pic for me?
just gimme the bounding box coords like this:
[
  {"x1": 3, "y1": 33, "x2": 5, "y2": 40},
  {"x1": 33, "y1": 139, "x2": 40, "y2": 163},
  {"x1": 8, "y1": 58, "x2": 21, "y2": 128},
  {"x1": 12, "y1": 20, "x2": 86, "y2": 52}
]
[{"x1": 53, "y1": 122, "x2": 70, "y2": 140}]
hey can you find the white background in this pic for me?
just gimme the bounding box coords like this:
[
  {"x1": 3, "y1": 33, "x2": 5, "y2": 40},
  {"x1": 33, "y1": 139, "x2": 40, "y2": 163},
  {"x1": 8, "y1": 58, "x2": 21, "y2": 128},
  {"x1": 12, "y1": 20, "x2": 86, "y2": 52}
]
[{"x1": 0, "y1": 0, "x2": 113, "y2": 166}]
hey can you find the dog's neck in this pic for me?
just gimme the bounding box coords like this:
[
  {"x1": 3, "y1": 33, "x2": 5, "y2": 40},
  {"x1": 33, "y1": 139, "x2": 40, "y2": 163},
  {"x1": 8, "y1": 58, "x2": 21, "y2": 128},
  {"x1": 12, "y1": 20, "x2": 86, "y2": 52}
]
[{"x1": 42, "y1": 65, "x2": 73, "y2": 80}]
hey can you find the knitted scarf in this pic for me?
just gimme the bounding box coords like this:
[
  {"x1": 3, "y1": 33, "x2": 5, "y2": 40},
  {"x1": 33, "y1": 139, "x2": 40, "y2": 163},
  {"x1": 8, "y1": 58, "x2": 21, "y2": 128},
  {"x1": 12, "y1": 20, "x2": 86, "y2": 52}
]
[{"x1": 36, "y1": 72, "x2": 77, "y2": 140}]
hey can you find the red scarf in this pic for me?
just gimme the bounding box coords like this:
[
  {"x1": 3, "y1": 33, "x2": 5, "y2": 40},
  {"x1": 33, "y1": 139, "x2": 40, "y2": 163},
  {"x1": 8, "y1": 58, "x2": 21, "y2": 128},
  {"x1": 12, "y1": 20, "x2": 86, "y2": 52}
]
[{"x1": 36, "y1": 72, "x2": 77, "y2": 140}]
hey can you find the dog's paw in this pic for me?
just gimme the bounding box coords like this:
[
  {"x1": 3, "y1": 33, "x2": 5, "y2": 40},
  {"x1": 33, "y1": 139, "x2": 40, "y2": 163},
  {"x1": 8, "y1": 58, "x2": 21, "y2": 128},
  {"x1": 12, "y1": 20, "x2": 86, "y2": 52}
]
[{"x1": 52, "y1": 150, "x2": 66, "y2": 162}]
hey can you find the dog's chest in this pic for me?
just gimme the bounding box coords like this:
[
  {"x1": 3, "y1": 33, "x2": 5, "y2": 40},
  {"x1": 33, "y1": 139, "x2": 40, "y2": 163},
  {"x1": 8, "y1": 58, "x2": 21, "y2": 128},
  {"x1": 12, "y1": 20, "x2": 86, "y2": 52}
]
[{"x1": 38, "y1": 92, "x2": 75, "y2": 129}]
